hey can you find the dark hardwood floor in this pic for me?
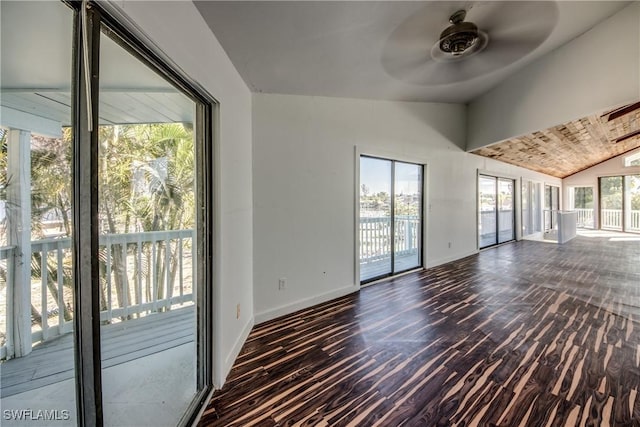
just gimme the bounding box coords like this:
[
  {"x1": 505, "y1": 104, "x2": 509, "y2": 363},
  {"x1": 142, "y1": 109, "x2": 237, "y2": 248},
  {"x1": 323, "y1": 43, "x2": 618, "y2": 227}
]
[{"x1": 199, "y1": 233, "x2": 640, "y2": 426}]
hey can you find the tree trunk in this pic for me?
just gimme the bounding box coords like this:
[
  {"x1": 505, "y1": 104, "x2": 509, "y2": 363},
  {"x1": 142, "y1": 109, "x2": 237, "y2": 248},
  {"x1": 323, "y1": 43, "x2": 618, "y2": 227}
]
[
  {"x1": 57, "y1": 193, "x2": 71, "y2": 237},
  {"x1": 105, "y1": 205, "x2": 130, "y2": 321},
  {"x1": 31, "y1": 252, "x2": 73, "y2": 321}
]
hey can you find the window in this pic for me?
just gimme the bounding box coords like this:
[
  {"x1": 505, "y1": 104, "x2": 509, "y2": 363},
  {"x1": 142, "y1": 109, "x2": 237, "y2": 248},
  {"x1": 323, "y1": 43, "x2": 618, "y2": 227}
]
[
  {"x1": 624, "y1": 151, "x2": 640, "y2": 167},
  {"x1": 0, "y1": 2, "x2": 214, "y2": 425},
  {"x1": 359, "y1": 156, "x2": 423, "y2": 283},
  {"x1": 569, "y1": 187, "x2": 594, "y2": 228}
]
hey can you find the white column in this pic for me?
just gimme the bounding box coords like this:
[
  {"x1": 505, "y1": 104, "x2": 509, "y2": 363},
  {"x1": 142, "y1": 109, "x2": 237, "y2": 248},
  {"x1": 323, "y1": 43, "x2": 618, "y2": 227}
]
[{"x1": 7, "y1": 129, "x2": 32, "y2": 357}]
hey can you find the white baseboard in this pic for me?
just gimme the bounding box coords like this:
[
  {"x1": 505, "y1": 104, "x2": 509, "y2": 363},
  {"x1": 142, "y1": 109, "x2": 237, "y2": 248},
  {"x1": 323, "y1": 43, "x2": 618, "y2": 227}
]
[
  {"x1": 221, "y1": 316, "x2": 254, "y2": 386},
  {"x1": 254, "y1": 284, "x2": 359, "y2": 325},
  {"x1": 426, "y1": 250, "x2": 479, "y2": 269}
]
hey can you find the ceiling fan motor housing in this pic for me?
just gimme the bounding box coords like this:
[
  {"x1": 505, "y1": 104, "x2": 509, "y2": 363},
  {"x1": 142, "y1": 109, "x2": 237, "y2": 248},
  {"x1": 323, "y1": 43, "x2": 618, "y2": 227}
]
[{"x1": 439, "y1": 11, "x2": 479, "y2": 55}]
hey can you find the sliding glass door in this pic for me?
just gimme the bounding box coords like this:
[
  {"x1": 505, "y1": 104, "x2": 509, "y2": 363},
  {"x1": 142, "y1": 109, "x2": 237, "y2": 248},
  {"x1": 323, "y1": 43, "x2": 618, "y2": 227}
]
[
  {"x1": 1, "y1": 2, "x2": 214, "y2": 425},
  {"x1": 98, "y1": 29, "x2": 200, "y2": 426},
  {"x1": 479, "y1": 176, "x2": 498, "y2": 247},
  {"x1": 624, "y1": 175, "x2": 640, "y2": 233},
  {"x1": 359, "y1": 156, "x2": 422, "y2": 283},
  {"x1": 544, "y1": 185, "x2": 560, "y2": 231},
  {"x1": 600, "y1": 175, "x2": 640, "y2": 233},
  {"x1": 600, "y1": 176, "x2": 623, "y2": 230},
  {"x1": 479, "y1": 175, "x2": 515, "y2": 249},
  {"x1": 1, "y1": 2, "x2": 78, "y2": 423}
]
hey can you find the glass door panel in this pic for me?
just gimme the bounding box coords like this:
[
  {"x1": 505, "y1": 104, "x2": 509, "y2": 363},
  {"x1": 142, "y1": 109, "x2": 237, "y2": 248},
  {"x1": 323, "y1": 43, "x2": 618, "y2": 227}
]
[
  {"x1": 532, "y1": 182, "x2": 542, "y2": 233},
  {"x1": 498, "y1": 178, "x2": 515, "y2": 244},
  {"x1": 624, "y1": 175, "x2": 640, "y2": 233},
  {"x1": 1, "y1": 1, "x2": 77, "y2": 424},
  {"x1": 359, "y1": 157, "x2": 392, "y2": 282},
  {"x1": 394, "y1": 162, "x2": 422, "y2": 272},
  {"x1": 544, "y1": 185, "x2": 560, "y2": 230},
  {"x1": 98, "y1": 30, "x2": 198, "y2": 426},
  {"x1": 570, "y1": 187, "x2": 594, "y2": 228},
  {"x1": 521, "y1": 181, "x2": 530, "y2": 236},
  {"x1": 544, "y1": 185, "x2": 552, "y2": 231},
  {"x1": 600, "y1": 176, "x2": 623, "y2": 230},
  {"x1": 479, "y1": 176, "x2": 497, "y2": 248}
]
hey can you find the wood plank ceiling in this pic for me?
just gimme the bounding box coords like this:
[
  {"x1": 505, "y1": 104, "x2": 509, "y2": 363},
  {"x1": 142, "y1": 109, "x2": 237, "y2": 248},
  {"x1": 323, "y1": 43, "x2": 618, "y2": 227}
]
[{"x1": 470, "y1": 101, "x2": 640, "y2": 178}]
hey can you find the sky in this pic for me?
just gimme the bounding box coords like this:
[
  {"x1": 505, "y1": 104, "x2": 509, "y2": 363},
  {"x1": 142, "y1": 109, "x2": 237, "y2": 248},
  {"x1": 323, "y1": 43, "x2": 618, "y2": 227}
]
[{"x1": 360, "y1": 157, "x2": 421, "y2": 195}]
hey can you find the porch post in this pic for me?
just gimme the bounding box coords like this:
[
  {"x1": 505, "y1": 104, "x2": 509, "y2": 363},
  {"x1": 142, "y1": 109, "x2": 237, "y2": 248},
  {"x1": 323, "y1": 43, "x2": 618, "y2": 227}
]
[{"x1": 6, "y1": 128, "x2": 32, "y2": 357}]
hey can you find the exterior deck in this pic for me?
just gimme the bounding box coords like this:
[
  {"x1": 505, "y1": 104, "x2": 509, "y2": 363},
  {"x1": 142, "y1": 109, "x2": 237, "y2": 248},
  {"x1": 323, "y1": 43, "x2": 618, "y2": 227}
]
[{"x1": 1, "y1": 306, "x2": 194, "y2": 397}]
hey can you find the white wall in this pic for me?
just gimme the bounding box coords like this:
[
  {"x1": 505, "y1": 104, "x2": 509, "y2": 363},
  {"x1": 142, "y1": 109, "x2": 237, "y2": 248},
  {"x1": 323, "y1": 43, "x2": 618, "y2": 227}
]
[
  {"x1": 467, "y1": 2, "x2": 640, "y2": 150},
  {"x1": 252, "y1": 93, "x2": 561, "y2": 323},
  {"x1": 109, "y1": 1, "x2": 254, "y2": 386},
  {"x1": 563, "y1": 147, "x2": 640, "y2": 226}
]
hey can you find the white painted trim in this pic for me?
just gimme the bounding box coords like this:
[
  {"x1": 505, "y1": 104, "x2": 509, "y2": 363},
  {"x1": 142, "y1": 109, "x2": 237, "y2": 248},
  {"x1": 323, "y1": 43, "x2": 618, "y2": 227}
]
[
  {"x1": 426, "y1": 249, "x2": 479, "y2": 269},
  {"x1": 354, "y1": 146, "x2": 361, "y2": 286},
  {"x1": 477, "y1": 169, "x2": 520, "y2": 249},
  {"x1": 220, "y1": 316, "x2": 254, "y2": 388},
  {"x1": 254, "y1": 284, "x2": 359, "y2": 325},
  {"x1": 477, "y1": 168, "x2": 519, "y2": 181},
  {"x1": 0, "y1": 106, "x2": 62, "y2": 138}
]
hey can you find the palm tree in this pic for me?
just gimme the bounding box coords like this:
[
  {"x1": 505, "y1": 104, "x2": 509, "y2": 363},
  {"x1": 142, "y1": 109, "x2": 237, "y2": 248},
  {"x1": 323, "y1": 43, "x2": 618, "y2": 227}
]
[{"x1": 98, "y1": 122, "x2": 195, "y2": 320}]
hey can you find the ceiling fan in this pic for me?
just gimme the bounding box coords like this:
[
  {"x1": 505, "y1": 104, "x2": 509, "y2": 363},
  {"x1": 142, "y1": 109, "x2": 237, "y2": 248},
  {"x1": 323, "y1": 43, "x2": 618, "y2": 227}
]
[
  {"x1": 431, "y1": 9, "x2": 489, "y2": 62},
  {"x1": 381, "y1": 2, "x2": 558, "y2": 86}
]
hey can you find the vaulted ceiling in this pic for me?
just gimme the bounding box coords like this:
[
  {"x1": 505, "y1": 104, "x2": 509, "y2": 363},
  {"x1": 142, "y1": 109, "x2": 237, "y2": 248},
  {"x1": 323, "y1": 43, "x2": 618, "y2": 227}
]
[
  {"x1": 470, "y1": 102, "x2": 640, "y2": 178},
  {"x1": 194, "y1": 1, "x2": 637, "y2": 179},
  {"x1": 194, "y1": 1, "x2": 629, "y2": 104}
]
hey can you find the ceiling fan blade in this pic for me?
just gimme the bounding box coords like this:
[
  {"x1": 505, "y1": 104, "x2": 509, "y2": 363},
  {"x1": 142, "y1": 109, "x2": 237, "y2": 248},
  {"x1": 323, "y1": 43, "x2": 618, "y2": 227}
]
[
  {"x1": 464, "y1": 1, "x2": 557, "y2": 37},
  {"x1": 381, "y1": 1, "x2": 558, "y2": 86}
]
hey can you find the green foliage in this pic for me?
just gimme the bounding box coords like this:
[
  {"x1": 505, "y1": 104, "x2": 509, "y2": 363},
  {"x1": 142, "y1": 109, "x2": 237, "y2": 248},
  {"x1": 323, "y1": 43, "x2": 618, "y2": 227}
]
[
  {"x1": 98, "y1": 123, "x2": 195, "y2": 234},
  {"x1": 573, "y1": 187, "x2": 593, "y2": 209}
]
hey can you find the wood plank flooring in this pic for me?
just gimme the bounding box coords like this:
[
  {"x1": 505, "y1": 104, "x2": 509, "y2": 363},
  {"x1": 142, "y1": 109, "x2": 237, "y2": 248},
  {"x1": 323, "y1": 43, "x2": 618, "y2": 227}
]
[{"x1": 199, "y1": 234, "x2": 640, "y2": 426}]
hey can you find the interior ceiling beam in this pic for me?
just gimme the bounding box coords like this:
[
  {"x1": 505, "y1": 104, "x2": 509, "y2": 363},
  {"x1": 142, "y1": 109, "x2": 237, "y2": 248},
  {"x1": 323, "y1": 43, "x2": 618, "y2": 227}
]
[
  {"x1": 615, "y1": 129, "x2": 640, "y2": 144},
  {"x1": 606, "y1": 101, "x2": 640, "y2": 122}
]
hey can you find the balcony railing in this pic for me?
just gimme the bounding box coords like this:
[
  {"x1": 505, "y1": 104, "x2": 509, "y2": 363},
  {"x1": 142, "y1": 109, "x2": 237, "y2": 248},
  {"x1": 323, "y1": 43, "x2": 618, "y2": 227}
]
[
  {"x1": 0, "y1": 229, "x2": 195, "y2": 360},
  {"x1": 601, "y1": 209, "x2": 640, "y2": 231},
  {"x1": 573, "y1": 208, "x2": 595, "y2": 228},
  {"x1": 359, "y1": 215, "x2": 420, "y2": 264},
  {"x1": 359, "y1": 215, "x2": 421, "y2": 280}
]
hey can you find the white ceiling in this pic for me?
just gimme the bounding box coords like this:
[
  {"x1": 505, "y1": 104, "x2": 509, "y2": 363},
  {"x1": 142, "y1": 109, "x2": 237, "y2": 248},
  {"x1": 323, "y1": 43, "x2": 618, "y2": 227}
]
[{"x1": 194, "y1": 1, "x2": 630, "y2": 104}]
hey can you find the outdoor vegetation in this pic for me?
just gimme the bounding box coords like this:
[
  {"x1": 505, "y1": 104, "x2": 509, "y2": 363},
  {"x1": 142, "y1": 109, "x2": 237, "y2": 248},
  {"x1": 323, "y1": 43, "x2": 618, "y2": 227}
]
[
  {"x1": 600, "y1": 175, "x2": 640, "y2": 210},
  {"x1": 360, "y1": 185, "x2": 420, "y2": 216},
  {"x1": 0, "y1": 123, "x2": 195, "y2": 351}
]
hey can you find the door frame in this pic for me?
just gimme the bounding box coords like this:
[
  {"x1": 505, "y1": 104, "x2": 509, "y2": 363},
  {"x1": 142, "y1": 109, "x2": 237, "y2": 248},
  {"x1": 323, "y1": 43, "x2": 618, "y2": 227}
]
[
  {"x1": 355, "y1": 147, "x2": 428, "y2": 286},
  {"x1": 477, "y1": 170, "x2": 518, "y2": 249},
  {"x1": 62, "y1": 1, "x2": 218, "y2": 425}
]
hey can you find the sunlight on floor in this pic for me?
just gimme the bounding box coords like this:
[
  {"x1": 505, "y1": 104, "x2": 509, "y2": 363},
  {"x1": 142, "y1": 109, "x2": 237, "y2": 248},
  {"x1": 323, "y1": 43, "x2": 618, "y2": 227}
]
[{"x1": 576, "y1": 229, "x2": 640, "y2": 240}]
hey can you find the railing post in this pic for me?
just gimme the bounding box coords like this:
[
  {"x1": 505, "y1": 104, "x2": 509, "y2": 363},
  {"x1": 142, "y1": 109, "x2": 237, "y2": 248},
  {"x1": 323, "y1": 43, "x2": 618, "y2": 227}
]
[
  {"x1": 2, "y1": 246, "x2": 16, "y2": 359},
  {"x1": 6, "y1": 129, "x2": 33, "y2": 357}
]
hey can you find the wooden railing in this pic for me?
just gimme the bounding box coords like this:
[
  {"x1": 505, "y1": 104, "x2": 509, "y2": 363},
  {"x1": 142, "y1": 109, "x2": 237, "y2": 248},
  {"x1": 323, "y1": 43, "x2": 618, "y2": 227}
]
[
  {"x1": 359, "y1": 215, "x2": 420, "y2": 264},
  {"x1": 633, "y1": 211, "x2": 640, "y2": 231},
  {"x1": 573, "y1": 208, "x2": 594, "y2": 228},
  {"x1": 583, "y1": 209, "x2": 640, "y2": 232},
  {"x1": 601, "y1": 209, "x2": 622, "y2": 230},
  {"x1": 0, "y1": 230, "x2": 195, "y2": 359},
  {"x1": 0, "y1": 246, "x2": 15, "y2": 360}
]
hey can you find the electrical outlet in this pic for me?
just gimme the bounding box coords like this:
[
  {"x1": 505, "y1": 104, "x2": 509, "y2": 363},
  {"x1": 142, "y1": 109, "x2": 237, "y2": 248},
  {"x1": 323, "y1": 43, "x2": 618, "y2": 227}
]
[
  {"x1": 278, "y1": 278, "x2": 287, "y2": 290},
  {"x1": 236, "y1": 304, "x2": 240, "y2": 319}
]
